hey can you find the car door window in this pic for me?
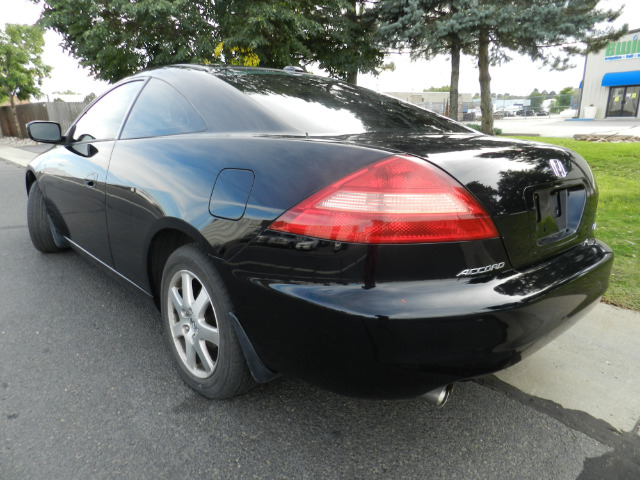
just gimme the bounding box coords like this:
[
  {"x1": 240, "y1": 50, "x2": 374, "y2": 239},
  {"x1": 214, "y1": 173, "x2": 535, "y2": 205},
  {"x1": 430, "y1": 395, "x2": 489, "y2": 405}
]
[
  {"x1": 72, "y1": 81, "x2": 143, "y2": 142},
  {"x1": 121, "y1": 79, "x2": 206, "y2": 139}
]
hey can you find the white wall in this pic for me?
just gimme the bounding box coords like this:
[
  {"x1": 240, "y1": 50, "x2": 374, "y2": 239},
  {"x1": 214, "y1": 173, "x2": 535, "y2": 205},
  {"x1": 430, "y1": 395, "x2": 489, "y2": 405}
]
[{"x1": 580, "y1": 30, "x2": 640, "y2": 119}]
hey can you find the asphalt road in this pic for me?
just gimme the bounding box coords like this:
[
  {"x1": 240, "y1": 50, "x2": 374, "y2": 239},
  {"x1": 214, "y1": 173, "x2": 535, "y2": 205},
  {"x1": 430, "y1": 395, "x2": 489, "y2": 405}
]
[{"x1": 0, "y1": 158, "x2": 635, "y2": 479}]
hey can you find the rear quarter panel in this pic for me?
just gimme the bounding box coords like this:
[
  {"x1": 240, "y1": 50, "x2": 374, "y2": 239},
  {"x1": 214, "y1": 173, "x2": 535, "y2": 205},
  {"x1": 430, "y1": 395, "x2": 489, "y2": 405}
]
[{"x1": 105, "y1": 134, "x2": 391, "y2": 290}]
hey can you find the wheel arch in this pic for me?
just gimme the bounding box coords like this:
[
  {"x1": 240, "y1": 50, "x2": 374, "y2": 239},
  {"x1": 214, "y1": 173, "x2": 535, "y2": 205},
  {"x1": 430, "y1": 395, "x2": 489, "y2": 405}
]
[
  {"x1": 25, "y1": 169, "x2": 37, "y2": 194},
  {"x1": 148, "y1": 225, "x2": 279, "y2": 384},
  {"x1": 147, "y1": 226, "x2": 206, "y2": 307}
]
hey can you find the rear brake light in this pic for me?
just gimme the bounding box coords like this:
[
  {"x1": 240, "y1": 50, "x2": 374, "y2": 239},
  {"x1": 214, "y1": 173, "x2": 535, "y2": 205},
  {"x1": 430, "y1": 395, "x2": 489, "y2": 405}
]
[{"x1": 269, "y1": 155, "x2": 499, "y2": 244}]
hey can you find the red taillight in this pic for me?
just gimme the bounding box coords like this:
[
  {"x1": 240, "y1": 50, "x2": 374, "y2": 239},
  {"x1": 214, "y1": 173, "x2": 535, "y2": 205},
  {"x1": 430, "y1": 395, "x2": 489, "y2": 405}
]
[{"x1": 269, "y1": 155, "x2": 499, "y2": 244}]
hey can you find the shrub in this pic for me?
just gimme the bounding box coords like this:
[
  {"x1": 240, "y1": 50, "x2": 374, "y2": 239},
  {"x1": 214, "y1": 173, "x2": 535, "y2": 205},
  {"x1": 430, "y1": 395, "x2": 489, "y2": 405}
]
[{"x1": 466, "y1": 124, "x2": 503, "y2": 136}]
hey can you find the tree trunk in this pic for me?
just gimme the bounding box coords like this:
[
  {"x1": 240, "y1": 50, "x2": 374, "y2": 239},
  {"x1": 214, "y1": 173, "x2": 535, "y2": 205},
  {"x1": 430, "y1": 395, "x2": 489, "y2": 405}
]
[
  {"x1": 346, "y1": 0, "x2": 359, "y2": 85},
  {"x1": 9, "y1": 93, "x2": 22, "y2": 138},
  {"x1": 449, "y1": 39, "x2": 461, "y2": 121},
  {"x1": 478, "y1": 27, "x2": 494, "y2": 135}
]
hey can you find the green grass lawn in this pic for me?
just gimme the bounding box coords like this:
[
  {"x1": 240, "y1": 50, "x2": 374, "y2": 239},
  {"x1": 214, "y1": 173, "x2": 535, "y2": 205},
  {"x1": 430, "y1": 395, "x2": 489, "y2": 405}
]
[{"x1": 511, "y1": 137, "x2": 640, "y2": 311}]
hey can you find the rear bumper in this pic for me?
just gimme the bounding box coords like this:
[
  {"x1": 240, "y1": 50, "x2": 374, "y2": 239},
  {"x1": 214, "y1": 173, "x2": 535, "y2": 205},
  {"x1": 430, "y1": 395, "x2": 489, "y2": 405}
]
[{"x1": 226, "y1": 239, "x2": 613, "y2": 398}]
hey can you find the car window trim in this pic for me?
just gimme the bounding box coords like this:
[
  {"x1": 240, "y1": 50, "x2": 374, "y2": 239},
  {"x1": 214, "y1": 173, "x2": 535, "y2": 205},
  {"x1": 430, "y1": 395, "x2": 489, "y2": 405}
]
[
  {"x1": 115, "y1": 77, "x2": 150, "y2": 141},
  {"x1": 69, "y1": 79, "x2": 148, "y2": 144},
  {"x1": 118, "y1": 77, "x2": 209, "y2": 141}
]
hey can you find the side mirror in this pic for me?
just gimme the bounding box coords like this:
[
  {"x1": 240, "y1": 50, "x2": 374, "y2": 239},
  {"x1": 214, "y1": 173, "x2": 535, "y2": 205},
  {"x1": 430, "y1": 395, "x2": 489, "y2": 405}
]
[{"x1": 27, "y1": 121, "x2": 63, "y2": 144}]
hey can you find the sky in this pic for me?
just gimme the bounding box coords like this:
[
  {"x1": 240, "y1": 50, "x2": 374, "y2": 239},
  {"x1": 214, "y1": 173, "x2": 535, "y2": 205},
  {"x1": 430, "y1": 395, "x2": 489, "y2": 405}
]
[{"x1": 1, "y1": 0, "x2": 638, "y2": 98}]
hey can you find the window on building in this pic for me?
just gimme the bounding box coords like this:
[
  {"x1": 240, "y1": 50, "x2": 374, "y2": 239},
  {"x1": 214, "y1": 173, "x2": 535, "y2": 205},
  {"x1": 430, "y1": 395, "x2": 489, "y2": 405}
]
[{"x1": 606, "y1": 86, "x2": 640, "y2": 118}]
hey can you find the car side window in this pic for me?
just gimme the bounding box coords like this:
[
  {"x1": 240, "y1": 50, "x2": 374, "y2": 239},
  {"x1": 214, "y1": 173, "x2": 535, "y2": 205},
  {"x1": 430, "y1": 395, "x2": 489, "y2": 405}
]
[
  {"x1": 121, "y1": 79, "x2": 206, "y2": 139},
  {"x1": 72, "y1": 81, "x2": 143, "y2": 142}
]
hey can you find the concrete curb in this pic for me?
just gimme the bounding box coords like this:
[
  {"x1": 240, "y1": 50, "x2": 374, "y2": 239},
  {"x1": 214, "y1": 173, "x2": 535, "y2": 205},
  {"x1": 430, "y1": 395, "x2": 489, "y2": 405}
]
[{"x1": 0, "y1": 145, "x2": 38, "y2": 167}]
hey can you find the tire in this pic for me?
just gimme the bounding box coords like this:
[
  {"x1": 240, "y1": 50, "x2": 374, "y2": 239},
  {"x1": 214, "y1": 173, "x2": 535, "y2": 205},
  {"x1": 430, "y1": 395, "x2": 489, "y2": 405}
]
[
  {"x1": 27, "y1": 182, "x2": 69, "y2": 253},
  {"x1": 161, "y1": 244, "x2": 255, "y2": 399}
]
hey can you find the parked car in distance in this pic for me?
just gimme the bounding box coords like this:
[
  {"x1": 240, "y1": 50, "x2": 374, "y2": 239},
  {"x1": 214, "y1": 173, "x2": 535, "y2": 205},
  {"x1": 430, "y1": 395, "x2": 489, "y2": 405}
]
[
  {"x1": 25, "y1": 65, "x2": 613, "y2": 405},
  {"x1": 515, "y1": 109, "x2": 537, "y2": 116},
  {"x1": 494, "y1": 110, "x2": 515, "y2": 117}
]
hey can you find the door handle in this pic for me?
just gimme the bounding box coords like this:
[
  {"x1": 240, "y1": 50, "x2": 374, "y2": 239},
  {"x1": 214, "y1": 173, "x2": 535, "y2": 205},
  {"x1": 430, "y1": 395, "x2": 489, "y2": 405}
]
[{"x1": 84, "y1": 174, "x2": 98, "y2": 188}]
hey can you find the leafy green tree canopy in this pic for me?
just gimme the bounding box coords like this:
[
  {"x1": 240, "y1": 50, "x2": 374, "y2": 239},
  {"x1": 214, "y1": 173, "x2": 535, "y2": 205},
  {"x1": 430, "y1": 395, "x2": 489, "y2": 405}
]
[
  {"x1": 528, "y1": 89, "x2": 545, "y2": 108},
  {"x1": 425, "y1": 85, "x2": 451, "y2": 92},
  {"x1": 555, "y1": 86, "x2": 578, "y2": 107},
  {"x1": 0, "y1": 23, "x2": 51, "y2": 107},
  {"x1": 307, "y1": 1, "x2": 384, "y2": 83},
  {"x1": 217, "y1": 0, "x2": 383, "y2": 82},
  {"x1": 36, "y1": 0, "x2": 218, "y2": 83},
  {"x1": 36, "y1": 0, "x2": 384, "y2": 83}
]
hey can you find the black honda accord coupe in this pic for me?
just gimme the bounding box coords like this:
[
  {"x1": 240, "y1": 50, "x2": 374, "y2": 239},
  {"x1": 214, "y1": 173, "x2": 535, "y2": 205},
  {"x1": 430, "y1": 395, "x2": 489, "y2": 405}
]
[{"x1": 26, "y1": 65, "x2": 612, "y2": 404}]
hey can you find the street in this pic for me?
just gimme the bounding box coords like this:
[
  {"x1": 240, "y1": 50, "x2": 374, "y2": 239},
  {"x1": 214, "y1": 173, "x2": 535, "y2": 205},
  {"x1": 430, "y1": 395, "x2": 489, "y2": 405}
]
[{"x1": 0, "y1": 158, "x2": 637, "y2": 479}]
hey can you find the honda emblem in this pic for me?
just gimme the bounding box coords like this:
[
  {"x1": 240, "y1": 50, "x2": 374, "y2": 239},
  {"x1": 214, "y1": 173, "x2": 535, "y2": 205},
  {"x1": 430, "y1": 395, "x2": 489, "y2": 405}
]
[{"x1": 549, "y1": 159, "x2": 568, "y2": 178}]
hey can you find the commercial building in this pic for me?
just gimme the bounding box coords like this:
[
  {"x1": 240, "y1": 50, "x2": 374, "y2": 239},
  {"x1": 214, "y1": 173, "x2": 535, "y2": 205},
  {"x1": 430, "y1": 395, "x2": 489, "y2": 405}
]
[
  {"x1": 385, "y1": 91, "x2": 472, "y2": 120},
  {"x1": 579, "y1": 28, "x2": 640, "y2": 119}
]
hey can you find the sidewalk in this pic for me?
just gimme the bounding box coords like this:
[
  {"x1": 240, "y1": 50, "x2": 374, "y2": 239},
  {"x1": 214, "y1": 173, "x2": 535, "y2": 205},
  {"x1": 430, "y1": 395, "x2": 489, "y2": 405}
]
[
  {"x1": 0, "y1": 144, "x2": 43, "y2": 167},
  {"x1": 491, "y1": 116, "x2": 640, "y2": 138},
  {"x1": 496, "y1": 303, "x2": 640, "y2": 434},
  {"x1": 1, "y1": 141, "x2": 638, "y2": 436}
]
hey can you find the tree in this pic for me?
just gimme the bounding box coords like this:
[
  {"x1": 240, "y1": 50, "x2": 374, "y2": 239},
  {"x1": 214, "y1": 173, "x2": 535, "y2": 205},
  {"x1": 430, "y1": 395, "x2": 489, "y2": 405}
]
[
  {"x1": 214, "y1": 0, "x2": 315, "y2": 71},
  {"x1": 37, "y1": 0, "x2": 384, "y2": 84},
  {"x1": 425, "y1": 85, "x2": 451, "y2": 92},
  {"x1": 449, "y1": 0, "x2": 626, "y2": 134},
  {"x1": 0, "y1": 24, "x2": 51, "y2": 136},
  {"x1": 219, "y1": 0, "x2": 384, "y2": 82},
  {"x1": 376, "y1": 0, "x2": 627, "y2": 134},
  {"x1": 307, "y1": 1, "x2": 384, "y2": 83},
  {"x1": 376, "y1": 0, "x2": 475, "y2": 121},
  {"x1": 528, "y1": 89, "x2": 545, "y2": 109},
  {"x1": 551, "y1": 86, "x2": 578, "y2": 113},
  {"x1": 37, "y1": 0, "x2": 218, "y2": 83},
  {"x1": 0, "y1": 24, "x2": 51, "y2": 107}
]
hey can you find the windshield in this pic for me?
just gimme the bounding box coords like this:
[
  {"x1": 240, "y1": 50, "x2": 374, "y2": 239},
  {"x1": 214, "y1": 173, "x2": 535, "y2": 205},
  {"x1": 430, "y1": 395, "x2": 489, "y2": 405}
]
[{"x1": 216, "y1": 70, "x2": 471, "y2": 136}]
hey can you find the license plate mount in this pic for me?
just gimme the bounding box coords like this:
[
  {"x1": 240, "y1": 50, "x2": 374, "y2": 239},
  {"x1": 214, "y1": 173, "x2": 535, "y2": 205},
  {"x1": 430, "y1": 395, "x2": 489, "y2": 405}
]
[{"x1": 534, "y1": 186, "x2": 586, "y2": 245}]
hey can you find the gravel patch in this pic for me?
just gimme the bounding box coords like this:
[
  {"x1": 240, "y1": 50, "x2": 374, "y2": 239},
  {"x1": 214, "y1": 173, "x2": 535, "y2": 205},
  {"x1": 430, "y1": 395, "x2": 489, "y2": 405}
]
[
  {"x1": 573, "y1": 134, "x2": 640, "y2": 143},
  {"x1": 0, "y1": 136, "x2": 37, "y2": 147}
]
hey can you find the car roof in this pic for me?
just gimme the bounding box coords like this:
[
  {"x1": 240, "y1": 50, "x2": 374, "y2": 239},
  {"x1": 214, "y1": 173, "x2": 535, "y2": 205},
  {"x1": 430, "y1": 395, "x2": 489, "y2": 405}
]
[
  {"x1": 131, "y1": 65, "x2": 305, "y2": 135},
  {"x1": 125, "y1": 64, "x2": 469, "y2": 137}
]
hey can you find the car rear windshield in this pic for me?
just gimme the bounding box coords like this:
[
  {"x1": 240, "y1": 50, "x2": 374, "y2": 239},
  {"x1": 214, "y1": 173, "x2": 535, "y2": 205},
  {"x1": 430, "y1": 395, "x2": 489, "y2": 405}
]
[{"x1": 216, "y1": 71, "x2": 471, "y2": 136}]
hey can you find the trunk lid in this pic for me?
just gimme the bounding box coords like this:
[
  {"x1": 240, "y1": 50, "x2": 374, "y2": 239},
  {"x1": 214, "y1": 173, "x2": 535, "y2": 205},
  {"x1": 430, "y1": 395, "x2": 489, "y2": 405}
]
[{"x1": 322, "y1": 132, "x2": 598, "y2": 269}]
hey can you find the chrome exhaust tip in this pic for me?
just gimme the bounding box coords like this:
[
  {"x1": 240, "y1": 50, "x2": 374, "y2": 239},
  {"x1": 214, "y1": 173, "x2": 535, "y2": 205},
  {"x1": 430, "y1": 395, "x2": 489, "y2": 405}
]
[{"x1": 421, "y1": 384, "x2": 453, "y2": 407}]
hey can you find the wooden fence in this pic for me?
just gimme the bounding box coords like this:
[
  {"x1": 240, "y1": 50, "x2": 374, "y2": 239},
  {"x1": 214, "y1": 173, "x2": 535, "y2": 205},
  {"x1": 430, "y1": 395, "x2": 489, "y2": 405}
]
[{"x1": 0, "y1": 101, "x2": 90, "y2": 138}]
